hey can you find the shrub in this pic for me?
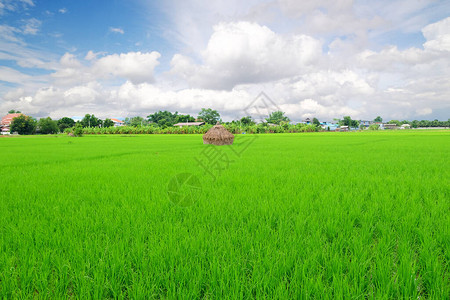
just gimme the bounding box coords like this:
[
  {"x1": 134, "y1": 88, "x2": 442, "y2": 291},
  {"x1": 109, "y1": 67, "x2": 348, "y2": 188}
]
[
  {"x1": 72, "y1": 123, "x2": 83, "y2": 137},
  {"x1": 368, "y1": 124, "x2": 380, "y2": 131}
]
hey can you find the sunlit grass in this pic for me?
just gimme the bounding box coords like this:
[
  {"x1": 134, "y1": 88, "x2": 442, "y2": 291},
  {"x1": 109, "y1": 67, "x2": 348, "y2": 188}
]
[{"x1": 0, "y1": 131, "x2": 449, "y2": 298}]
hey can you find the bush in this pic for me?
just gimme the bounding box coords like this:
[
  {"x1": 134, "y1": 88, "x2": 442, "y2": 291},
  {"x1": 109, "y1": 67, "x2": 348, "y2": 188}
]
[{"x1": 72, "y1": 123, "x2": 83, "y2": 137}]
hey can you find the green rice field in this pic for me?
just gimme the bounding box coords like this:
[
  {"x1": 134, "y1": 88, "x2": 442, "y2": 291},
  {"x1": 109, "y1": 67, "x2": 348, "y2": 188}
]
[{"x1": 1, "y1": 131, "x2": 449, "y2": 298}]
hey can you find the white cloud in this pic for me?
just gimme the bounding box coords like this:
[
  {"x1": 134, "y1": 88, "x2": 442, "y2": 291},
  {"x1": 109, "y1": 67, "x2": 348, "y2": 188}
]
[
  {"x1": 85, "y1": 50, "x2": 104, "y2": 61},
  {"x1": 422, "y1": 17, "x2": 450, "y2": 51},
  {"x1": 0, "y1": 24, "x2": 23, "y2": 43},
  {"x1": 282, "y1": 98, "x2": 360, "y2": 120},
  {"x1": 171, "y1": 22, "x2": 322, "y2": 89},
  {"x1": 0, "y1": 23, "x2": 61, "y2": 70},
  {"x1": 3, "y1": 88, "x2": 25, "y2": 101},
  {"x1": 64, "y1": 83, "x2": 101, "y2": 105},
  {"x1": 0, "y1": 66, "x2": 32, "y2": 83},
  {"x1": 22, "y1": 18, "x2": 41, "y2": 35},
  {"x1": 58, "y1": 8, "x2": 67, "y2": 14},
  {"x1": 0, "y1": 0, "x2": 34, "y2": 14},
  {"x1": 49, "y1": 51, "x2": 161, "y2": 86},
  {"x1": 60, "y1": 53, "x2": 82, "y2": 68},
  {"x1": 355, "y1": 17, "x2": 450, "y2": 86},
  {"x1": 109, "y1": 27, "x2": 124, "y2": 34},
  {"x1": 92, "y1": 51, "x2": 160, "y2": 84}
]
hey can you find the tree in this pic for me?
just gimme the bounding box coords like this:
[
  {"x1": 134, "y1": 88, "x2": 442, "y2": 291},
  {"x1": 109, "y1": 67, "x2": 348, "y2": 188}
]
[
  {"x1": 81, "y1": 114, "x2": 101, "y2": 128},
  {"x1": 38, "y1": 117, "x2": 59, "y2": 134},
  {"x1": 127, "y1": 116, "x2": 148, "y2": 127},
  {"x1": 374, "y1": 116, "x2": 383, "y2": 122},
  {"x1": 72, "y1": 123, "x2": 83, "y2": 137},
  {"x1": 265, "y1": 111, "x2": 290, "y2": 125},
  {"x1": 147, "y1": 111, "x2": 178, "y2": 127},
  {"x1": 312, "y1": 117, "x2": 320, "y2": 126},
  {"x1": 198, "y1": 108, "x2": 221, "y2": 124},
  {"x1": 387, "y1": 120, "x2": 401, "y2": 126},
  {"x1": 368, "y1": 124, "x2": 380, "y2": 130},
  {"x1": 57, "y1": 117, "x2": 75, "y2": 132},
  {"x1": 8, "y1": 109, "x2": 21, "y2": 114},
  {"x1": 340, "y1": 116, "x2": 359, "y2": 128},
  {"x1": 10, "y1": 115, "x2": 36, "y2": 135},
  {"x1": 240, "y1": 116, "x2": 255, "y2": 126},
  {"x1": 176, "y1": 114, "x2": 195, "y2": 123},
  {"x1": 103, "y1": 118, "x2": 115, "y2": 127}
]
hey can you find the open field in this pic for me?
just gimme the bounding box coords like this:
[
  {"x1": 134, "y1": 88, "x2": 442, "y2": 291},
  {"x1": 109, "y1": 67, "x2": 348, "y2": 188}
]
[{"x1": 0, "y1": 131, "x2": 449, "y2": 298}]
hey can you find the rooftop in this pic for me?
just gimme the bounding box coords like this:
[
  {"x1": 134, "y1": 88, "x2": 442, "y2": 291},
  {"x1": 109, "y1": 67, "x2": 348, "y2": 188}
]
[
  {"x1": 174, "y1": 122, "x2": 205, "y2": 127},
  {"x1": 1, "y1": 113, "x2": 24, "y2": 126}
]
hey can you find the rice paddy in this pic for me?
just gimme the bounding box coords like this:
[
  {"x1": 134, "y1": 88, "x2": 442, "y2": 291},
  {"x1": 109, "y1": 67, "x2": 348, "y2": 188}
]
[{"x1": 0, "y1": 131, "x2": 449, "y2": 298}]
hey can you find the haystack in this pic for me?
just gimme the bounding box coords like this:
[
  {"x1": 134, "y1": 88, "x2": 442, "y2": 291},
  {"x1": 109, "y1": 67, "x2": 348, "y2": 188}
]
[{"x1": 203, "y1": 122, "x2": 234, "y2": 145}]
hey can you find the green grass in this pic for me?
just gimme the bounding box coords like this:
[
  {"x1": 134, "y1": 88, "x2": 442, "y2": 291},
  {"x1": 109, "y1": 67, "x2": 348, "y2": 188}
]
[{"x1": 0, "y1": 131, "x2": 449, "y2": 298}]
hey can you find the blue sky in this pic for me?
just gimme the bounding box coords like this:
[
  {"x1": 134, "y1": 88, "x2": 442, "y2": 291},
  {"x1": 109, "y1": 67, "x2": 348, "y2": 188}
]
[{"x1": 0, "y1": 0, "x2": 449, "y2": 121}]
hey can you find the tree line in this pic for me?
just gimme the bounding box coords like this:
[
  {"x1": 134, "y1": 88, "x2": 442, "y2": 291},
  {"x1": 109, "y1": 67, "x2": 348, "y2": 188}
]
[{"x1": 5, "y1": 109, "x2": 450, "y2": 135}]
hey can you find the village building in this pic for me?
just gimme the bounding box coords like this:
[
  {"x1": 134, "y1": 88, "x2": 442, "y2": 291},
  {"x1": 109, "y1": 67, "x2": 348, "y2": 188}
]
[
  {"x1": 1, "y1": 113, "x2": 23, "y2": 134},
  {"x1": 384, "y1": 124, "x2": 398, "y2": 130},
  {"x1": 173, "y1": 122, "x2": 205, "y2": 127},
  {"x1": 110, "y1": 118, "x2": 125, "y2": 127}
]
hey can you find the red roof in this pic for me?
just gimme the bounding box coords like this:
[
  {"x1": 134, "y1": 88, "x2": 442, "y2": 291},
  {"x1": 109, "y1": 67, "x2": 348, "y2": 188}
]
[
  {"x1": 110, "y1": 118, "x2": 123, "y2": 123},
  {"x1": 1, "y1": 113, "x2": 24, "y2": 126}
]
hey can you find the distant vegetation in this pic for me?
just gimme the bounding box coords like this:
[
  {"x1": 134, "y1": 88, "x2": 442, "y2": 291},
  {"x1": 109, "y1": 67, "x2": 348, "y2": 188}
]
[
  {"x1": 63, "y1": 122, "x2": 320, "y2": 135},
  {"x1": 5, "y1": 109, "x2": 450, "y2": 136}
]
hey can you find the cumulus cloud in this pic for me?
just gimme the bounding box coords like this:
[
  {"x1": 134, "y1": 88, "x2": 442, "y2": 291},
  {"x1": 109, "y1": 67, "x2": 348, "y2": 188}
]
[
  {"x1": 422, "y1": 17, "x2": 450, "y2": 51},
  {"x1": 50, "y1": 51, "x2": 161, "y2": 86},
  {"x1": 58, "y1": 8, "x2": 67, "y2": 14},
  {"x1": 92, "y1": 51, "x2": 160, "y2": 84},
  {"x1": 171, "y1": 22, "x2": 322, "y2": 89},
  {"x1": 356, "y1": 16, "x2": 450, "y2": 85},
  {"x1": 0, "y1": 80, "x2": 254, "y2": 120},
  {"x1": 282, "y1": 98, "x2": 360, "y2": 121}
]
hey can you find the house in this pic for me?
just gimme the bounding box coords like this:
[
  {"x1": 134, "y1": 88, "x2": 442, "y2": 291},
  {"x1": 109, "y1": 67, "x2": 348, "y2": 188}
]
[
  {"x1": 384, "y1": 124, "x2": 398, "y2": 130},
  {"x1": 400, "y1": 124, "x2": 411, "y2": 129},
  {"x1": 173, "y1": 122, "x2": 205, "y2": 127},
  {"x1": 1, "y1": 113, "x2": 23, "y2": 134},
  {"x1": 339, "y1": 126, "x2": 349, "y2": 131},
  {"x1": 320, "y1": 121, "x2": 339, "y2": 131},
  {"x1": 359, "y1": 120, "x2": 373, "y2": 127},
  {"x1": 302, "y1": 118, "x2": 311, "y2": 124},
  {"x1": 110, "y1": 118, "x2": 124, "y2": 127}
]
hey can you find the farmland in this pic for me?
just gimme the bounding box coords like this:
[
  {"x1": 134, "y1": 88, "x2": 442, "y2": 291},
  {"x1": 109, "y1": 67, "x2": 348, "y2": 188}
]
[{"x1": 0, "y1": 131, "x2": 449, "y2": 298}]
